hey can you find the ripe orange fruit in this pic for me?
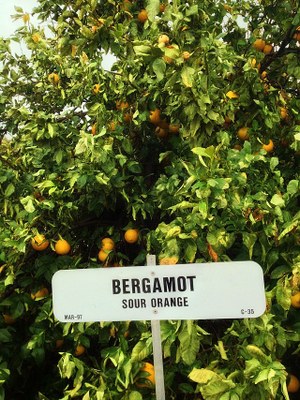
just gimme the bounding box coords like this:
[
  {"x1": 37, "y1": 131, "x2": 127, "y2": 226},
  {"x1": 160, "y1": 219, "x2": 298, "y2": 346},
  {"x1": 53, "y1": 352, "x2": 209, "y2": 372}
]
[
  {"x1": 253, "y1": 38, "x2": 266, "y2": 51},
  {"x1": 149, "y1": 109, "x2": 161, "y2": 125},
  {"x1": 3, "y1": 314, "x2": 16, "y2": 325},
  {"x1": 124, "y1": 229, "x2": 139, "y2": 244},
  {"x1": 123, "y1": 112, "x2": 133, "y2": 123},
  {"x1": 159, "y1": 3, "x2": 167, "y2": 12},
  {"x1": 237, "y1": 127, "x2": 249, "y2": 141},
  {"x1": 55, "y1": 239, "x2": 71, "y2": 255},
  {"x1": 107, "y1": 121, "x2": 117, "y2": 131},
  {"x1": 92, "y1": 83, "x2": 101, "y2": 94},
  {"x1": 32, "y1": 33, "x2": 41, "y2": 43},
  {"x1": 158, "y1": 34, "x2": 170, "y2": 45},
  {"x1": 48, "y1": 72, "x2": 60, "y2": 85},
  {"x1": 169, "y1": 124, "x2": 180, "y2": 134},
  {"x1": 91, "y1": 123, "x2": 97, "y2": 136},
  {"x1": 280, "y1": 107, "x2": 288, "y2": 120},
  {"x1": 293, "y1": 26, "x2": 300, "y2": 41},
  {"x1": 31, "y1": 287, "x2": 49, "y2": 300},
  {"x1": 137, "y1": 9, "x2": 148, "y2": 23},
  {"x1": 260, "y1": 71, "x2": 268, "y2": 80},
  {"x1": 291, "y1": 292, "x2": 300, "y2": 308},
  {"x1": 155, "y1": 126, "x2": 168, "y2": 138},
  {"x1": 136, "y1": 362, "x2": 155, "y2": 388},
  {"x1": 262, "y1": 139, "x2": 274, "y2": 153},
  {"x1": 263, "y1": 44, "x2": 273, "y2": 54},
  {"x1": 75, "y1": 344, "x2": 86, "y2": 357},
  {"x1": 116, "y1": 100, "x2": 129, "y2": 110},
  {"x1": 31, "y1": 234, "x2": 49, "y2": 251},
  {"x1": 98, "y1": 249, "x2": 109, "y2": 262},
  {"x1": 182, "y1": 51, "x2": 191, "y2": 60},
  {"x1": 101, "y1": 238, "x2": 115, "y2": 251},
  {"x1": 287, "y1": 374, "x2": 300, "y2": 393}
]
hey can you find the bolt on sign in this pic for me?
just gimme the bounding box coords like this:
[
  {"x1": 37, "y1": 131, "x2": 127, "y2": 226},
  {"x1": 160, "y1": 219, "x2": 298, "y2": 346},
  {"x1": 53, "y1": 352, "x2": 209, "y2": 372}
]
[{"x1": 52, "y1": 261, "x2": 266, "y2": 322}]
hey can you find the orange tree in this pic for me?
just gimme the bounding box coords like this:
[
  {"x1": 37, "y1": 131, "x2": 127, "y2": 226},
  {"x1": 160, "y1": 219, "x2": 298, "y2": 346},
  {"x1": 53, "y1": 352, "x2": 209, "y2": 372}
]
[{"x1": 0, "y1": 0, "x2": 300, "y2": 399}]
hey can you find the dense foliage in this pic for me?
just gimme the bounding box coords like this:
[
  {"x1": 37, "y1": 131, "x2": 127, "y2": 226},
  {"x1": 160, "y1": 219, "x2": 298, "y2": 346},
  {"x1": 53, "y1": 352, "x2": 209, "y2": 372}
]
[{"x1": 0, "y1": 0, "x2": 300, "y2": 399}]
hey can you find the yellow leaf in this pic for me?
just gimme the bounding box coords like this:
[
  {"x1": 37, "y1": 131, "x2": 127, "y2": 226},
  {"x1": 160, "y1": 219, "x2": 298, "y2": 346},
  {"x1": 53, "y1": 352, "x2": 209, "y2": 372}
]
[
  {"x1": 226, "y1": 90, "x2": 239, "y2": 99},
  {"x1": 189, "y1": 368, "x2": 218, "y2": 384}
]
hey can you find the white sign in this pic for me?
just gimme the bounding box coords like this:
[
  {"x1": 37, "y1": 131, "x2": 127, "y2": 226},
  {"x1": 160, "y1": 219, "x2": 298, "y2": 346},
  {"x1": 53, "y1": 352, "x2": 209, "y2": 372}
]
[{"x1": 52, "y1": 261, "x2": 266, "y2": 322}]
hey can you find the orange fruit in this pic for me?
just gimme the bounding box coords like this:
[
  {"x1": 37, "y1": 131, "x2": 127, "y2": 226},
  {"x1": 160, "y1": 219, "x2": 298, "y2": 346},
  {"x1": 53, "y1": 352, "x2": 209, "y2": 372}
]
[
  {"x1": 159, "y1": 3, "x2": 167, "y2": 12},
  {"x1": 136, "y1": 362, "x2": 155, "y2": 388},
  {"x1": 137, "y1": 9, "x2": 148, "y2": 23},
  {"x1": 293, "y1": 26, "x2": 300, "y2": 41},
  {"x1": 262, "y1": 139, "x2": 274, "y2": 153},
  {"x1": 260, "y1": 71, "x2": 268, "y2": 80},
  {"x1": 71, "y1": 44, "x2": 77, "y2": 57},
  {"x1": 149, "y1": 109, "x2": 161, "y2": 125},
  {"x1": 155, "y1": 126, "x2": 168, "y2": 138},
  {"x1": 123, "y1": 112, "x2": 133, "y2": 123},
  {"x1": 291, "y1": 292, "x2": 300, "y2": 308},
  {"x1": 98, "y1": 249, "x2": 109, "y2": 262},
  {"x1": 55, "y1": 239, "x2": 71, "y2": 255},
  {"x1": 31, "y1": 234, "x2": 49, "y2": 251},
  {"x1": 55, "y1": 339, "x2": 64, "y2": 349},
  {"x1": 122, "y1": 0, "x2": 132, "y2": 11},
  {"x1": 101, "y1": 238, "x2": 115, "y2": 251},
  {"x1": 237, "y1": 127, "x2": 249, "y2": 141},
  {"x1": 3, "y1": 314, "x2": 16, "y2": 325},
  {"x1": 107, "y1": 121, "x2": 117, "y2": 131},
  {"x1": 31, "y1": 287, "x2": 49, "y2": 300},
  {"x1": 233, "y1": 144, "x2": 242, "y2": 150},
  {"x1": 223, "y1": 4, "x2": 233, "y2": 13},
  {"x1": 280, "y1": 107, "x2": 288, "y2": 120},
  {"x1": 158, "y1": 34, "x2": 170, "y2": 45},
  {"x1": 32, "y1": 33, "x2": 41, "y2": 43},
  {"x1": 124, "y1": 229, "x2": 139, "y2": 244},
  {"x1": 263, "y1": 44, "x2": 273, "y2": 54},
  {"x1": 253, "y1": 38, "x2": 266, "y2": 51},
  {"x1": 169, "y1": 124, "x2": 180, "y2": 133},
  {"x1": 93, "y1": 83, "x2": 101, "y2": 94},
  {"x1": 287, "y1": 374, "x2": 300, "y2": 393},
  {"x1": 91, "y1": 123, "x2": 97, "y2": 136},
  {"x1": 75, "y1": 344, "x2": 86, "y2": 356},
  {"x1": 22, "y1": 13, "x2": 30, "y2": 23},
  {"x1": 91, "y1": 25, "x2": 99, "y2": 33},
  {"x1": 182, "y1": 51, "x2": 191, "y2": 60},
  {"x1": 48, "y1": 72, "x2": 60, "y2": 85},
  {"x1": 116, "y1": 100, "x2": 129, "y2": 110}
]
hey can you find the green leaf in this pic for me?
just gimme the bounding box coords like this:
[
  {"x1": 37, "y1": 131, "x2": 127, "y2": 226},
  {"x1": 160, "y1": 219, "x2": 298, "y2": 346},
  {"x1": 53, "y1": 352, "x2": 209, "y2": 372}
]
[
  {"x1": 287, "y1": 180, "x2": 299, "y2": 196},
  {"x1": 55, "y1": 149, "x2": 63, "y2": 164},
  {"x1": 181, "y1": 67, "x2": 195, "y2": 88},
  {"x1": 270, "y1": 194, "x2": 285, "y2": 207},
  {"x1": 242, "y1": 232, "x2": 257, "y2": 259},
  {"x1": 178, "y1": 322, "x2": 200, "y2": 365},
  {"x1": 183, "y1": 240, "x2": 197, "y2": 263},
  {"x1": 4, "y1": 183, "x2": 15, "y2": 197},
  {"x1": 152, "y1": 58, "x2": 166, "y2": 82}
]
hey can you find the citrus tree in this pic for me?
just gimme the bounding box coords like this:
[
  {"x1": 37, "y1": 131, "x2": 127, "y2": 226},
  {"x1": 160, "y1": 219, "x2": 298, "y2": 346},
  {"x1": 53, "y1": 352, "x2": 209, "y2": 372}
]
[{"x1": 0, "y1": 0, "x2": 300, "y2": 399}]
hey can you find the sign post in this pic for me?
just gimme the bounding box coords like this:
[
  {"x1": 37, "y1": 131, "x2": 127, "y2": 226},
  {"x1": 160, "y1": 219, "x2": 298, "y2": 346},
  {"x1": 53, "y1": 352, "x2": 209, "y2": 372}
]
[
  {"x1": 147, "y1": 255, "x2": 166, "y2": 400},
  {"x1": 52, "y1": 260, "x2": 266, "y2": 399}
]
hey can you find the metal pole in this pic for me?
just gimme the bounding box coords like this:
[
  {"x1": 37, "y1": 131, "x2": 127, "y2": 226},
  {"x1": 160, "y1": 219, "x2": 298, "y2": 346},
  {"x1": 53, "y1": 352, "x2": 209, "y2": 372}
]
[{"x1": 147, "y1": 254, "x2": 166, "y2": 400}]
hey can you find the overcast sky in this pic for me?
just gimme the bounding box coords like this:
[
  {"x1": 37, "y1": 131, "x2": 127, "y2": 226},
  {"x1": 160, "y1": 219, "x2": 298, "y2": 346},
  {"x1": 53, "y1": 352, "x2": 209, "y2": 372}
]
[
  {"x1": 0, "y1": 0, "x2": 115, "y2": 68},
  {"x1": 0, "y1": 0, "x2": 38, "y2": 38}
]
